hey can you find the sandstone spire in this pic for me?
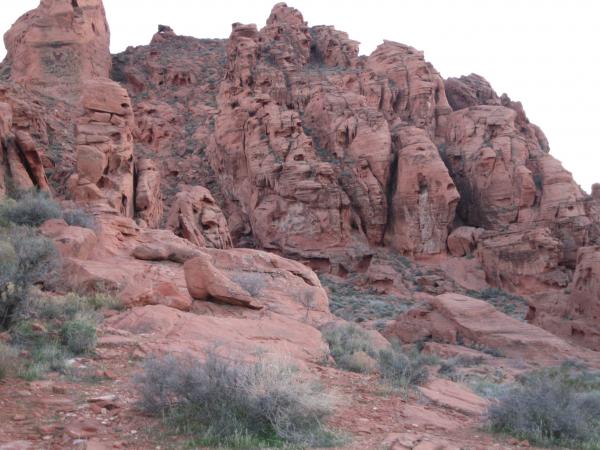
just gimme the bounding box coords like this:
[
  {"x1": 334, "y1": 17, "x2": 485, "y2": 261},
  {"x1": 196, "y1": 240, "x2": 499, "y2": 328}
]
[{"x1": 3, "y1": 0, "x2": 111, "y2": 94}]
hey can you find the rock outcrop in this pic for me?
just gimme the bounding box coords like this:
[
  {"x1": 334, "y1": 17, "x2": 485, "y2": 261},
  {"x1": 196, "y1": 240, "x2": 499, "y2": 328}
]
[
  {"x1": 386, "y1": 293, "x2": 599, "y2": 365},
  {"x1": 0, "y1": 100, "x2": 50, "y2": 195},
  {"x1": 166, "y1": 185, "x2": 232, "y2": 249},
  {"x1": 69, "y1": 79, "x2": 135, "y2": 217},
  {"x1": 385, "y1": 125, "x2": 459, "y2": 255},
  {"x1": 3, "y1": 0, "x2": 111, "y2": 95},
  {"x1": 134, "y1": 158, "x2": 163, "y2": 227},
  {"x1": 528, "y1": 245, "x2": 600, "y2": 350}
]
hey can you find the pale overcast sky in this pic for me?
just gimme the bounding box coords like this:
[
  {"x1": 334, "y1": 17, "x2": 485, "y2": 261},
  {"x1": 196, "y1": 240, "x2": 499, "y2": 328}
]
[{"x1": 1, "y1": 1, "x2": 599, "y2": 192}]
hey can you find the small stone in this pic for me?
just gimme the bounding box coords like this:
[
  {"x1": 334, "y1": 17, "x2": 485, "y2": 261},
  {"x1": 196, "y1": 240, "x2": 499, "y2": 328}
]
[{"x1": 52, "y1": 385, "x2": 67, "y2": 395}]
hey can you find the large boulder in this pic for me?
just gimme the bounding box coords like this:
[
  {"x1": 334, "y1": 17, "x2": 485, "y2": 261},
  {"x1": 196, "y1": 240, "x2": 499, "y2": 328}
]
[
  {"x1": 476, "y1": 227, "x2": 568, "y2": 291},
  {"x1": 183, "y1": 248, "x2": 331, "y2": 324},
  {"x1": 386, "y1": 293, "x2": 599, "y2": 365}
]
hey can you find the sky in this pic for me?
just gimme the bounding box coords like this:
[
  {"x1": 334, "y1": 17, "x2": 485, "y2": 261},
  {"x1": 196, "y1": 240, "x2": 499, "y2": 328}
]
[{"x1": 1, "y1": 1, "x2": 599, "y2": 192}]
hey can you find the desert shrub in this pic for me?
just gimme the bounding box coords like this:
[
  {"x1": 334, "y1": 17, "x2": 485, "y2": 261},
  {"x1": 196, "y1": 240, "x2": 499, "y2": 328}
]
[
  {"x1": 378, "y1": 347, "x2": 429, "y2": 393},
  {"x1": 0, "y1": 191, "x2": 62, "y2": 227},
  {"x1": 439, "y1": 355, "x2": 484, "y2": 379},
  {"x1": 19, "y1": 342, "x2": 68, "y2": 380},
  {"x1": 18, "y1": 292, "x2": 122, "y2": 323},
  {"x1": 63, "y1": 208, "x2": 96, "y2": 229},
  {"x1": 60, "y1": 318, "x2": 97, "y2": 355},
  {"x1": 322, "y1": 322, "x2": 377, "y2": 373},
  {"x1": 0, "y1": 227, "x2": 60, "y2": 327},
  {"x1": 319, "y1": 276, "x2": 413, "y2": 322},
  {"x1": 0, "y1": 343, "x2": 20, "y2": 380},
  {"x1": 135, "y1": 353, "x2": 338, "y2": 447},
  {"x1": 488, "y1": 367, "x2": 600, "y2": 448}
]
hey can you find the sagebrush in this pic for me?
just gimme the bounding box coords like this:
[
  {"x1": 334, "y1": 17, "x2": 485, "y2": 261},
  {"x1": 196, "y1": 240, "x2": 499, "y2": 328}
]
[
  {"x1": 488, "y1": 365, "x2": 600, "y2": 448},
  {"x1": 135, "y1": 353, "x2": 339, "y2": 447},
  {"x1": 322, "y1": 322, "x2": 377, "y2": 373}
]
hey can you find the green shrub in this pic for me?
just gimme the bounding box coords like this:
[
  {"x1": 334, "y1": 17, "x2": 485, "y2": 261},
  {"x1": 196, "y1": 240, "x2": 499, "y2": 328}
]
[
  {"x1": 322, "y1": 322, "x2": 377, "y2": 373},
  {"x1": 0, "y1": 227, "x2": 60, "y2": 327},
  {"x1": 19, "y1": 342, "x2": 68, "y2": 380},
  {"x1": 63, "y1": 208, "x2": 96, "y2": 229},
  {"x1": 0, "y1": 343, "x2": 19, "y2": 380},
  {"x1": 378, "y1": 347, "x2": 429, "y2": 393},
  {"x1": 19, "y1": 292, "x2": 122, "y2": 323},
  {"x1": 488, "y1": 366, "x2": 600, "y2": 448},
  {"x1": 61, "y1": 318, "x2": 97, "y2": 355},
  {"x1": 10, "y1": 320, "x2": 47, "y2": 347},
  {"x1": 0, "y1": 191, "x2": 62, "y2": 227},
  {"x1": 135, "y1": 354, "x2": 338, "y2": 447}
]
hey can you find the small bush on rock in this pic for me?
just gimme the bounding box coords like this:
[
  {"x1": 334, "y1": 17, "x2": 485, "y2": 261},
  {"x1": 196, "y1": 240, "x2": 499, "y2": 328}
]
[
  {"x1": 134, "y1": 353, "x2": 339, "y2": 448},
  {"x1": 378, "y1": 346, "x2": 429, "y2": 393},
  {"x1": 60, "y1": 318, "x2": 97, "y2": 355},
  {"x1": 488, "y1": 365, "x2": 600, "y2": 448},
  {"x1": 63, "y1": 208, "x2": 96, "y2": 229},
  {"x1": 322, "y1": 322, "x2": 377, "y2": 373},
  {"x1": 0, "y1": 343, "x2": 20, "y2": 380},
  {"x1": 0, "y1": 191, "x2": 62, "y2": 227},
  {"x1": 0, "y1": 227, "x2": 60, "y2": 327}
]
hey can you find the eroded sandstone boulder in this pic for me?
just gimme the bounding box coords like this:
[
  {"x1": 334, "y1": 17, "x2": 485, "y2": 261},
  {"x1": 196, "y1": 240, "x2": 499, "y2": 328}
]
[
  {"x1": 447, "y1": 226, "x2": 484, "y2": 257},
  {"x1": 166, "y1": 185, "x2": 232, "y2": 249},
  {"x1": 386, "y1": 293, "x2": 598, "y2": 365},
  {"x1": 0, "y1": 101, "x2": 49, "y2": 194},
  {"x1": 184, "y1": 247, "x2": 331, "y2": 323},
  {"x1": 476, "y1": 227, "x2": 569, "y2": 291}
]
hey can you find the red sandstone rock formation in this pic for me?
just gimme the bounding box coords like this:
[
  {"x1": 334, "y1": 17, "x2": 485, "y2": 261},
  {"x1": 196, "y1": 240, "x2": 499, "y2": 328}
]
[
  {"x1": 3, "y1": 0, "x2": 111, "y2": 95},
  {"x1": 134, "y1": 158, "x2": 163, "y2": 228},
  {"x1": 166, "y1": 185, "x2": 232, "y2": 249},
  {"x1": 528, "y1": 245, "x2": 600, "y2": 350},
  {"x1": 386, "y1": 293, "x2": 599, "y2": 365},
  {"x1": 69, "y1": 79, "x2": 135, "y2": 217}
]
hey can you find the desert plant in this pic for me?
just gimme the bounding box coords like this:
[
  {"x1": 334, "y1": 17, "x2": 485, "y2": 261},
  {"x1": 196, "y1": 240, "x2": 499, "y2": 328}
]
[
  {"x1": 19, "y1": 342, "x2": 68, "y2": 380},
  {"x1": 63, "y1": 208, "x2": 96, "y2": 229},
  {"x1": 60, "y1": 318, "x2": 97, "y2": 355},
  {"x1": 0, "y1": 343, "x2": 19, "y2": 380},
  {"x1": 0, "y1": 191, "x2": 62, "y2": 227},
  {"x1": 488, "y1": 367, "x2": 600, "y2": 448},
  {"x1": 134, "y1": 353, "x2": 338, "y2": 447},
  {"x1": 378, "y1": 347, "x2": 429, "y2": 394},
  {"x1": 322, "y1": 322, "x2": 377, "y2": 373},
  {"x1": 18, "y1": 292, "x2": 122, "y2": 323},
  {"x1": 0, "y1": 227, "x2": 60, "y2": 327}
]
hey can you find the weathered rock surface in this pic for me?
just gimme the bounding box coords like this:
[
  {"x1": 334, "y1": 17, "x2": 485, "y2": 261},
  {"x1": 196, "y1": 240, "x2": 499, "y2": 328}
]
[
  {"x1": 184, "y1": 247, "x2": 331, "y2": 322},
  {"x1": 447, "y1": 226, "x2": 483, "y2": 257},
  {"x1": 3, "y1": 0, "x2": 111, "y2": 95},
  {"x1": 166, "y1": 185, "x2": 232, "y2": 248},
  {"x1": 385, "y1": 125, "x2": 459, "y2": 255},
  {"x1": 105, "y1": 304, "x2": 329, "y2": 364},
  {"x1": 477, "y1": 227, "x2": 569, "y2": 291},
  {"x1": 69, "y1": 79, "x2": 135, "y2": 217},
  {"x1": 386, "y1": 293, "x2": 599, "y2": 365},
  {"x1": 528, "y1": 245, "x2": 600, "y2": 351},
  {"x1": 134, "y1": 158, "x2": 163, "y2": 227},
  {"x1": 40, "y1": 218, "x2": 97, "y2": 260}
]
